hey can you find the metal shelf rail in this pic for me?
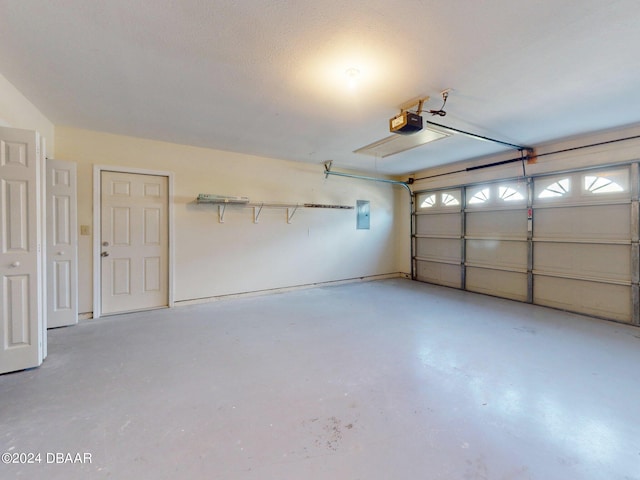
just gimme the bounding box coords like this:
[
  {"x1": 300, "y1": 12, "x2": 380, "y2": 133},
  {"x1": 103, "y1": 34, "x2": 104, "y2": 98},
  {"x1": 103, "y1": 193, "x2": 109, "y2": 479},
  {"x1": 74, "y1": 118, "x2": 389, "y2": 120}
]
[{"x1": 196, "y1": 194, "x2": 353, "y2": 223}]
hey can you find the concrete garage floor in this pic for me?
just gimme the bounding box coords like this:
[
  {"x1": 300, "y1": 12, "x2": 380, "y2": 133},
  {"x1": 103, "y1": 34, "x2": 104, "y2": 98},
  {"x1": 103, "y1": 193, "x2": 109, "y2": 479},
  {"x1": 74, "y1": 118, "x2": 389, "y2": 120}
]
[{"x1": 1, "y1": 278, "x2": 639, "y2": 480}]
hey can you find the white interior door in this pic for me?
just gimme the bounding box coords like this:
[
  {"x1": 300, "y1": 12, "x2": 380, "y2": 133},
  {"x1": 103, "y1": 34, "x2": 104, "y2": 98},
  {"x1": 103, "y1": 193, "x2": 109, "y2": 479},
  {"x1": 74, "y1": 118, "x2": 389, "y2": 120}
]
[
  {"x1": 0, "y1": 126, "x2": 44, "y2": 374},
  {"x1": 101, "y1": 171, "x2": 168, "y2": 315},
  {"x1": 46, "y1": 159, "x2": 78, "y2": 328}
]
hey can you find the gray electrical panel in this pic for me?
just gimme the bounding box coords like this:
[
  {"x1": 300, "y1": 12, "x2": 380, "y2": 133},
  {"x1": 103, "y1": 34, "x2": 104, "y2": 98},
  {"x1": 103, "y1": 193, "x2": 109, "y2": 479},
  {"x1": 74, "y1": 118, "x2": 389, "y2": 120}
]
[{"x1": 356, "y1": 200, "x2": 370, "y2": 229}]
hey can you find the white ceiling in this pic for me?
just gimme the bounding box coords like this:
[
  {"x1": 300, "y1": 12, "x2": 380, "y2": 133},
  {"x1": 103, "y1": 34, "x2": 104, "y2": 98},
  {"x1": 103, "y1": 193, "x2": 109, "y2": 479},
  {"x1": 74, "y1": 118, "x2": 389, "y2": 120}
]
[{"x1": 1, "y1": 0, "x2": 639, "y2": 175}]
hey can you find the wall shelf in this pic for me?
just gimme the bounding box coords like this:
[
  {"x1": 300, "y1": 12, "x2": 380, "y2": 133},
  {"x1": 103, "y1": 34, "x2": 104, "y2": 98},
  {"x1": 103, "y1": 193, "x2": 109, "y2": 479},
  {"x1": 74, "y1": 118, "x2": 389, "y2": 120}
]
[{"x1": 197, "y1": 194, "x2": 353, "y2": 224}]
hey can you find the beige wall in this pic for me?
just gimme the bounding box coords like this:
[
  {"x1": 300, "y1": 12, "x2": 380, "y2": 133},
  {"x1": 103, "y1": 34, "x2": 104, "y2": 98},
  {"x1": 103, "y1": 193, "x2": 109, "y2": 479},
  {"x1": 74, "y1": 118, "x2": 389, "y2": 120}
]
[
  {"x1": 55, "y1": 126, "x2": 407, "y2": 314},
  {"x1": 0, "y1": 73, "x2": 55, "y2": 153},
  {"x1": 393, "y1": 186, "x2": 412, "y2": 274}
]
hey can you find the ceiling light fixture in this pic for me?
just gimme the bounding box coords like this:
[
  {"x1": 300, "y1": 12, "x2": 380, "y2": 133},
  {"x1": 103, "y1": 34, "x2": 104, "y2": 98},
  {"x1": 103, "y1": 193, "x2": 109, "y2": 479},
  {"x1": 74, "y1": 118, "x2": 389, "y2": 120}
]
[{"x1": 345, "y1": 67, "x2": 360, "y2": 89}]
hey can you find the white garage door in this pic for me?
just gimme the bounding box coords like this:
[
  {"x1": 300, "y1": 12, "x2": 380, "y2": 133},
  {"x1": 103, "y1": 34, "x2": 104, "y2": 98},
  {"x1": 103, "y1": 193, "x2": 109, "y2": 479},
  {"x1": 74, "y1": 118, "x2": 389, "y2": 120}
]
[
  {"x1": 464, "y1": 181, "x2": 529, "y2": 301},
  {"x1": 414, "y1": 189, "x2": 463, "y2": 288},
  {"x1": 532, "y1": 167, "x2": 632, "y2": 323},
  {"x1": 413, "y1": 165, "x2": 637, "y2": 324}
]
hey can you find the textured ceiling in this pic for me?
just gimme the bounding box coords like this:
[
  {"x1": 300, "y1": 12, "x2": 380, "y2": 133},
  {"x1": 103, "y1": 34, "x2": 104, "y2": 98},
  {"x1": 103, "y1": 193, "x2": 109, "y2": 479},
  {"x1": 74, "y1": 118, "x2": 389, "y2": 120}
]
[{"x1": 1, "y1": 0, "x2": 639, "y2": 175}]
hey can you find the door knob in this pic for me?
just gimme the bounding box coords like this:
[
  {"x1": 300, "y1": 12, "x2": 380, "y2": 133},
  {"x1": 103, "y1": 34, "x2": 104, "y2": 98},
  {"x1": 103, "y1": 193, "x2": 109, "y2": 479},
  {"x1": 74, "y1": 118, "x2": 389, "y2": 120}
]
[
  {"x1": 10, "y1": 261, "x2": 20, "y2": 267},
  {"x1": 57, "y1": 251, "x2": 65, "y2": 256},
  {"x1": 101, "y1": 251, "x2": 109, "y2": 257}
]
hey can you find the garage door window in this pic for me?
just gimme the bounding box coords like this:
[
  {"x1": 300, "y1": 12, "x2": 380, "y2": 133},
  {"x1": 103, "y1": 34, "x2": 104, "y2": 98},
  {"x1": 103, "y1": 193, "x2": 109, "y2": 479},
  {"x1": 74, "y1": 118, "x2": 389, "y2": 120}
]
[
  {"x1": 417, "y1": 190, "x2": 461, "y2": 210},
  {"x1": 468, "y1": 188, "x2": 490, "y2": 205},
  {"x1": 538, "y1": 178, "x2": 570, "y2": 199},
  {"x1": 584, "y1": 176, "x2": 623, "y2": 194},
  {"x1": 535, "y1": 168, "x2": 629, "y2": 204},
  {"x1": 420, "y1": 194, "x2": 436, "y2": 208},
  {"x1": 583, "y1": 170, "x2": 628, "y2": 195},
  {"x1": 441, "y1": 191, "x2": 460, "y2": 207},
  {"x1": 467, "y1": 182, "x2": 526, "y2": 207},
  {"x1": 499, "y1": 185, "x2": 525, "y2": 202}
]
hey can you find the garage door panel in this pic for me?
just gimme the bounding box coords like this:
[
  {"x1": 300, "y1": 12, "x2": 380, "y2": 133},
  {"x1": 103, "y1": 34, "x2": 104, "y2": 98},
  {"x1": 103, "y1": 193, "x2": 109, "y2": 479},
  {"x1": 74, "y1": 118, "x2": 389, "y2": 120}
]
[
  {"x1": 466, "y1": 239, "x2": 527, "y2": 270},
  {"x1": 415, "y1": 213, "x2": 461, "y2": 236},
  {"x1": 466, "y1": 268, "x2": 527, "y2": 301},
  {"x1": 416, "y1": 238, "x2": 461, "y2": 263},
  {"x1": 534, "y1": 243, "x2": 631, "y2": 282},
  {"x1": 534, "y1": 276, "x2": 632, "y2": 323},
  {"x1": 416, "y1": 260, "x2": 461, "y2": 288},
  {"x1": 466, "y1": 210, "x2": 528, "y2": 238},
  {"x1": 534, "y1": 204, "x2": 630, "y2": 241}
]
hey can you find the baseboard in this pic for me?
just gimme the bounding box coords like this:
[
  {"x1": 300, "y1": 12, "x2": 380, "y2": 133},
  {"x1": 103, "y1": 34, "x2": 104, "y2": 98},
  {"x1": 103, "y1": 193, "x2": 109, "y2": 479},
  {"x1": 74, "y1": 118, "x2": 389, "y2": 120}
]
[
  {"x1": 78, "y1": 273, "x2": 413, "y2": 315},
  {"x1": 175, "y1": 273, "x2": 407, "y2": 307}
]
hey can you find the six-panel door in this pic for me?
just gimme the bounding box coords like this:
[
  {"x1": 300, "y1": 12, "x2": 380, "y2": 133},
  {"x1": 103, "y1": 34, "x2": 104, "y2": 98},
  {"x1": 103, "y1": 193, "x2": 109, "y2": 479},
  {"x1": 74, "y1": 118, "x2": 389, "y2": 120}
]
[
  {"x1": 100, "y1": 171, "x2": 169, "y2": 315},
  {"x1": 0, "y1": 126, "x2": 43, "y2": 374},
  {"x1": 46, "y1": 159, "x2": 78, "y2": 328}
]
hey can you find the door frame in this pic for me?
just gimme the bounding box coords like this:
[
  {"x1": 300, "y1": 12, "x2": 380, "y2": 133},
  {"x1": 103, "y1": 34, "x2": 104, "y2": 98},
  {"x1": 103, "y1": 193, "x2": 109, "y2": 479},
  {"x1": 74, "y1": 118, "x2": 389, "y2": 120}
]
[{"x1": 92, "y1": 165, "x2": 174, "y2": 319}]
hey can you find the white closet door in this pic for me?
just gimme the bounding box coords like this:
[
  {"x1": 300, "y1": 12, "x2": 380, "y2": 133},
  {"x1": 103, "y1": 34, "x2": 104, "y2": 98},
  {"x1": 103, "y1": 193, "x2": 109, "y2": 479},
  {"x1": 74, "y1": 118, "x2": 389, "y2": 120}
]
[
  {"x1": 0, "y1": 126, "x2": 44, "y2": 374},
  {"x1": 46, "y1": 159, "x2": 78, "y2": 328}
]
